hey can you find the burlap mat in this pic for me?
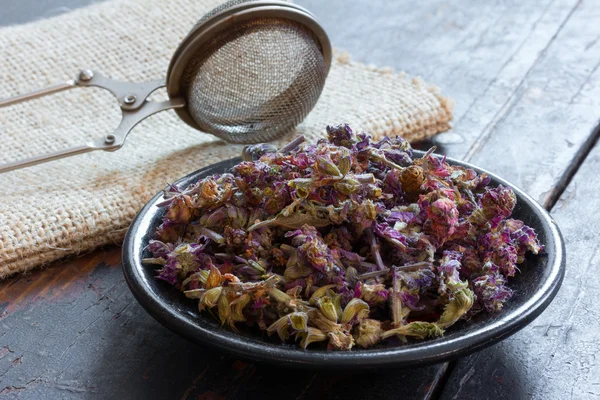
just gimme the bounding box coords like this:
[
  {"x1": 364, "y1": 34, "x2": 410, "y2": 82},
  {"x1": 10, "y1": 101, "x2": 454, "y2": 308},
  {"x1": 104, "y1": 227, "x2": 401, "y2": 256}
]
[{"x1": 0, "y1": 0, "x2": 453, "y2": 278}]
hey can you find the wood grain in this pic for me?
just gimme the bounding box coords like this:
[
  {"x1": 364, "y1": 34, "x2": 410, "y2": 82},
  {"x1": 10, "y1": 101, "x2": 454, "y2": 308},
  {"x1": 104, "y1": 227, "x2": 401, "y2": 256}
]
[
  {"x1": 441, "y1": 130, "x2": 600, "y2": 400},
  {"x1": 441, "y1": 0, "x2": 600, "y2": 397},
  {"x1": 462, "y1": 0, "x2": 600, "y2": 207},
  {"x1": 301, "y1": 0, "x2": 581, "y2": 157}
]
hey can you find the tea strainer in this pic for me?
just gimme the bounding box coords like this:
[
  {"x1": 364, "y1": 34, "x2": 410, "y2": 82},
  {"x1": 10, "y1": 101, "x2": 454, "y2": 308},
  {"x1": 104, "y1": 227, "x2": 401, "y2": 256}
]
[{"x1": 0, "y1": 0, "x2": 331, "y2": 173}]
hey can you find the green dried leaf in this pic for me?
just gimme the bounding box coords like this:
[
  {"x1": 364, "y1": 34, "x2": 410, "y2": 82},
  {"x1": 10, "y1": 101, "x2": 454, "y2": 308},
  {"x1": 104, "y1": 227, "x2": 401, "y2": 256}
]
[
  {"x1": 315, "y1": 156, "x2": 342, "y2": 176},
  {"x1": 283, "y1": 262, "x2": 311, "y2": 281},
  {"x1": 288, "y1": 178, "x2": 313, "y2": 199},
  {"x1": 197, "y1": 227, "x2": 225, "y2": 244},
  {"x1": 183, "y1": 288, "x2": 205, "y2": 299},
  {"x1": 268, "y1": 287, "x2": 292, "y2": 304},
  {"x1": 248, "y1": 259, "x2": 266, "y2": 273},
  {"x1": 334, "y1": 178, "x2": 362, "y2": 195},
  {"x1": 333, "y1": 294, "x2": 343, "y2": 321}
]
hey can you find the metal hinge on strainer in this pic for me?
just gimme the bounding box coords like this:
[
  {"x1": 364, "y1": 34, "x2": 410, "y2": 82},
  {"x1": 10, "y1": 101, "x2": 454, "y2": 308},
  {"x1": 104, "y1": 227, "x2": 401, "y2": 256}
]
[{"x1": 0, "y1": 0, "x2": 331, "y2": 173}]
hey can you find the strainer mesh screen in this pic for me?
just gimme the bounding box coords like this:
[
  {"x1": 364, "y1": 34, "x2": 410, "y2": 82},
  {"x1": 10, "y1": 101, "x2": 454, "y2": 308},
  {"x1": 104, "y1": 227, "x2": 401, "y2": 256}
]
[{"x1": 182, "y1": 10, "x2": 327, "y2": 143}]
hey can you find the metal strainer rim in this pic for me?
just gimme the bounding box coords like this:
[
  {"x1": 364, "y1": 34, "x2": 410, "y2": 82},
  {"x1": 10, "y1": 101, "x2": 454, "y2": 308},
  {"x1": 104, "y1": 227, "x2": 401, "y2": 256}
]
[{"x1": 165, "y1": 0, "x2": 332, "y2": 133}]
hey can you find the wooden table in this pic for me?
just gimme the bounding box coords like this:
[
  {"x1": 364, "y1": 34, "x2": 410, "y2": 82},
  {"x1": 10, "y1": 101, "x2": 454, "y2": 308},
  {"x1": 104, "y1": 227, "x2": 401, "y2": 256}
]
[{"x1": 1, "y1": 0, "x2": 599, "y2": 398}]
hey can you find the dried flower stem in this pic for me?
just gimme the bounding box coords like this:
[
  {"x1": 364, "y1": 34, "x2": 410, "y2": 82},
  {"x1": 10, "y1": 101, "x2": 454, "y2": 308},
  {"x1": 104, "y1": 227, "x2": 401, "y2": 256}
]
[
  {"x1": 366, "y1": 229, "x2": 386, "y2": 271},
  {"x1": 368, "y1": 149, "x2": 405, "y2": 171},
  {"x1": 391, "y1": 270, "x2": 405, "y2": 328},
  {"x1": 354, "y1": 173, "x2": 376, "y2": 184},
  {"x1": 356, "y1": 269, "x2": 390, "y2": 280},
  {"x1": 355, "y1": 262, "x2": 431, "y2": 281}
]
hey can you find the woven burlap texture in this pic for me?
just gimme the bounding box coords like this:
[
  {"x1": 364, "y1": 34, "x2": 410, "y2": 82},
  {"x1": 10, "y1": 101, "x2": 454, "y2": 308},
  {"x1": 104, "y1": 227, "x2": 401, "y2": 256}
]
[{"x1": 0, "y1": 0, "x2": 453, "y2": 279}]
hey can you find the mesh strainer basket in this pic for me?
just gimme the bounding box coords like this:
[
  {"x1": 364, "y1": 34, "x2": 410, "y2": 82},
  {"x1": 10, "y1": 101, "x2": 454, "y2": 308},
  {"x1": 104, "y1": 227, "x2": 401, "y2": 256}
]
[{"x1": 0, "y1": 0, "x2": 331, "y2": 173}]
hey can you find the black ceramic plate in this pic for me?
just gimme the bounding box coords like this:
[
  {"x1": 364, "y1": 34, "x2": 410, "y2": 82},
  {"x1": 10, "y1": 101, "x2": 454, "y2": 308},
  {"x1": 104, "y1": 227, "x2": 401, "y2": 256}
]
[{"x1": 122, "y1": 151, "x2": 565, "y2": 369}]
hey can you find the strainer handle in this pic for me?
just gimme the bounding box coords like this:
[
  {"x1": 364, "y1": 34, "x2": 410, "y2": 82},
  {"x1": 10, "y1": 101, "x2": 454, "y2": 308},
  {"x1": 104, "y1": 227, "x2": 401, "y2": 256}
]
[
  {"x1": 0, "y1": 70, "x2": 185, "y2": 174},
  {"x1": 0, "y1": 80, "x2": 77, "y2": 107}
]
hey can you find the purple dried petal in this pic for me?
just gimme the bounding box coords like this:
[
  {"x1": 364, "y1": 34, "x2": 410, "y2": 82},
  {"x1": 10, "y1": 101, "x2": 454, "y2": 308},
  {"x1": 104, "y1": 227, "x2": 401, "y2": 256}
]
[
  {"x1": 156, "y1": 257, "x2": 178, "y2": 285},
  {"x1": 472, "y1": 272, "x2": 513, "y2": 312},
  {"x1": 326, "y1": 124, "x2": 355, "y2": 148},
  {"x1": 481, "y1": 185, "x2": 516, "y2": 221},
  {"x1": 373, "y1": 222, "x2": 408, "y2": 247},
  {"x1": 148, "y1": 239, "x2": 173, "y2": 258}
]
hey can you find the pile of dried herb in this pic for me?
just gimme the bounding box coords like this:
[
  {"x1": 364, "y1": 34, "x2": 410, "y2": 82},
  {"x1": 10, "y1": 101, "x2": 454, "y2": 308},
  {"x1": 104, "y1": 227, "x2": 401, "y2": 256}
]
[{"x1": 144, "y1": 125, "x2": 543, "y2": 350}]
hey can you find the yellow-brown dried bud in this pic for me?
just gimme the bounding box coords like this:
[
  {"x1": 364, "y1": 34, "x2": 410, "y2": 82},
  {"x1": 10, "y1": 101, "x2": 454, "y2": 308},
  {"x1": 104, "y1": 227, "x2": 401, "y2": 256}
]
[{"x1": 400, "y1": 165, "x2": 425, "y2": 194}]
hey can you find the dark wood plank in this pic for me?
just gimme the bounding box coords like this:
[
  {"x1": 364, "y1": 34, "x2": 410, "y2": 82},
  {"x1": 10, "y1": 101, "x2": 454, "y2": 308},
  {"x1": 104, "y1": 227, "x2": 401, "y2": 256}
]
[
  {"x1": 461, "y1": 0, "x2": 600, "y2": 207},
  {"x1": 441, "y1": 128, "x2": 600, "y2": 400},
  {"x1": 441, "y1": 0, "x2": 600, "y2": 396},
  {"x1": 300, "y1": 0, "x2": 581, "y2": 159}
]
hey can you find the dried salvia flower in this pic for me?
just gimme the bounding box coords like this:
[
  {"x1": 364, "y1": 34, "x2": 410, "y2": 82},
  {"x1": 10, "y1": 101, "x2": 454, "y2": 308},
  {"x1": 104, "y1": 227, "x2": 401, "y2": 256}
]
[
  {"x1": 472, "y1": 272, "x2": 513, "y2": 312},
  {"x1": 309, "y1": 285, "x2": 337, "y2": 305},
  {"x1": 354, "y1": 319, "x2": 383, "y2": 348},
  {"x1": 317, "y1": 296, "x2": 339, "y2": 322},
  {"x1": 436, "y1": 288, "x2": 475, "y2": 329},
  {"x1": 149, "y1": 124, "x2": 543, "y2": 350},
  {"x1": 356, "y1": 282, "x2": 388, "y2": 305},
  {"x1": 267, "y1": 315, "x2": 292, "y2": 341},
  {"x1": 297, "y1": 327, "x2": 328, "y2": 349},
  {"x1": 165, "y1": 195, "x2": 194, "y2": 224},
  {"x1": 481, "y1": 185, "x2": 517, "y2": 222},
  {"x1": 327, "y1": 331, "x2": 355, "y2": 350},
  {"x1": 341, "y1": 298, "x2": 369, "y2": 325},
  {"x1": 197, "y1": 287, "x2": 223, "y2": 311}
]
